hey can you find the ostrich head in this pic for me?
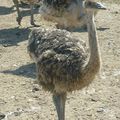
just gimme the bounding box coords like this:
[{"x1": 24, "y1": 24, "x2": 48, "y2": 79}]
[{"x1": 84, "y1": 0, "x2": 106, "y2": 11}]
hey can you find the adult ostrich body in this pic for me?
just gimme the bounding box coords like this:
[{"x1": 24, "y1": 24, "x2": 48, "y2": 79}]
[
  {"x1": 28, "y1": 1, "x2": 106, "y2": 119},
  {"x1": 39, "y1": 0, "x2": 103, "y2": 30}
]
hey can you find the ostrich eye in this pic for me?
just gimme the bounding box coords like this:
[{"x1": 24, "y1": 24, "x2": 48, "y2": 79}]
[
  {"x1": 88, "y1": 2, "x2": 92, "y2": 6},
  {"x1": 85, "y1": 1, "x2": 92, "y2": 8}
]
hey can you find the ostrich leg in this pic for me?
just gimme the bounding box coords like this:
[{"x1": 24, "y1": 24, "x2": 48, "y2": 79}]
[
  {"x1": 30, "y1": 4, "x2": 39, "y2": 27},
  {"x1": 53, "y1": 92, "x2": 67, "y2": 120},
  {"x1": 13, "y1": 0, "x2": 22, "y2": 25},
  {"x1": 30, "y1": 4, "x2": 34, "y2": 25}
]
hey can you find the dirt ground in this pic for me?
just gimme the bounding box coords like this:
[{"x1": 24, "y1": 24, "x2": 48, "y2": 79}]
[{"x1": 0, "y1": 0, "x2": 120, "y2": 120}]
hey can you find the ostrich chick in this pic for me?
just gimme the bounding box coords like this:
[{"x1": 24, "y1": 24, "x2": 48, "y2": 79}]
[
  {"x1": 39, "y1": 0, "x2": 105, "y2": 30},
  {"x1": 12, "y1": 0, "x2": 40, "y2": 26},
  {"x1": 28, "y1": 1, "x2": 106, "y2": 120}
]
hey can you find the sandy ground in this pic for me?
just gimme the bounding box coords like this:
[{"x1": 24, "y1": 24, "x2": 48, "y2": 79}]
[{"x1": 0, "y1": 0, "x2": 120, "y2": 120}]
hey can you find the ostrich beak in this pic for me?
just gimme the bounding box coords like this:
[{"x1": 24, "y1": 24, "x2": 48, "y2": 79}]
[
  {"x1": 95, "y1": 2, "x2": 107, "y2": 10},
  {"x1": 84, "y1": 1, "x2": 107, "y2": 10}
]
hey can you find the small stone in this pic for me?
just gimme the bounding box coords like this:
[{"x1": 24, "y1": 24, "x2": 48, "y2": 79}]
[
  {"x1": 32, "y1": 87, "x2": 39, "y2": 92},
  {"x1": 0, "y1": 113, "x2": 5, "y2": 120},
  {"x1": 115, "y1": 11, "x2": 119, "y2": 14},
  {"x1": 90, "y1": 96, "x2": 98, "y2": 102},
  {"x1": 13, "y1": 64, "x2": 17, "y2": 67},
  {"x1": 96, "y1": 108, "x2": 104, "y2": 113},
  {"x1": 33, "y1": 95, "x2": 39, "y2": 98},
  {"x1": 73, "y1": 107, "x2": 78, "y2": 112},
  {"x1": 2, "y1": 44, "x2": 9, "y2": 47},
  {"x1": 116, "y1": 116, "x2": 120, "y2": 119},
  {"x1": 11, "y1": 96, "x2": 15, "y2": 99},
  {"x1": 87, "y1": 113, "x2": 92, "y2": 116},
  {"x1": 14, "y1": 112, "x2": 21, "y2": 116},
  {"x1": 91, "y1": 98, "x2": 97, "y2": 102}
]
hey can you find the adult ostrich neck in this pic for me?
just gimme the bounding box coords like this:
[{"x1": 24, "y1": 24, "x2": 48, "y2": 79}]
[{"x1": 81, "y1": 10, "x2": 101, "y2": 81}]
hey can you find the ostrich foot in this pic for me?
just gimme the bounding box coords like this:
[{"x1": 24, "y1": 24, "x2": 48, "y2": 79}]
[
  {"x1": 31, "y1": 21, "x2": 40, "y2": 27},
  {"x1": 16, "y1": 16, "x2": 22, "y2": 25}
]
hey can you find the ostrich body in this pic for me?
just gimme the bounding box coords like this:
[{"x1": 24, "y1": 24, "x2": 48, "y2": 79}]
[
  {"x1": 39, "y1": 0, "x2": 103, "y2": 30},
  {"x1": 28, "y1": 1, "x2": 106, "y2": 120},
  {"x1": 12, "y1": 0, "x2": 40, "y2": 26}
]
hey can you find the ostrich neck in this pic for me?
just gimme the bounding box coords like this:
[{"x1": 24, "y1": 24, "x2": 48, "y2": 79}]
[
  {"x1": 87, "y1": 12, "x2": 100, "y2": 62},
  {"x1": 82, "y1": 11, "x2": 101, "y2": 79}
]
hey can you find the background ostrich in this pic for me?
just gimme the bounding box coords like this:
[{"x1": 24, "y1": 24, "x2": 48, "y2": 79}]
[
  {"x1": 27, "y1": 1, "x2": 106, "y2": 119},
  {"x1": 39, "y1": 0, "x2": 105, "y2": 30},
  {"x1": 12, "y1": 0, "x2": 40, "y2": 26}
]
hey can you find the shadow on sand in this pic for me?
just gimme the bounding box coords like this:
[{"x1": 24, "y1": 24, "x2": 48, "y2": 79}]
[
  {"x1": 0, "y1": 4, "x2": 38, "y2": 15},
  {"x1": 0, "y1": 6, "x2": 15, "y2": 15},
  {"x1": 72, "y1": 27, "x2": 109, "y2": 32},
  {"x1": 97, "y1": 27, "x2": 110, "y2": 31},
  {"x1": 0, "y1": 27, "x2": 31, "y2": 46},
  {"x1": 0, "y1": 5, "x2": 41, "y2": 47},
  {"x1": 1, "y1": 63, "x2": 36, "y2": 79}
]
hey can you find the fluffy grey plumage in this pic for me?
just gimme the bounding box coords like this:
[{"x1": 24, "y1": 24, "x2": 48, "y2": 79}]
[
  {"x1": 27, "y1": 1, "x2": 106, "y2": 119},
  {"x1": 28, "y1": 28, "x2": 88, "y2": 93}
]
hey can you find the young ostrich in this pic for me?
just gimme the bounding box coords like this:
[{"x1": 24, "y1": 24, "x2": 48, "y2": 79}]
[
  {"x1": 12, "y1": 0, "x2": 40, "y2": 26},
  {"x1": 28, "y1": 1, "x2": 106, "y2": 120},
  {"x1": 39, "y1": 0, "x2": 105, "y2": 30}
]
